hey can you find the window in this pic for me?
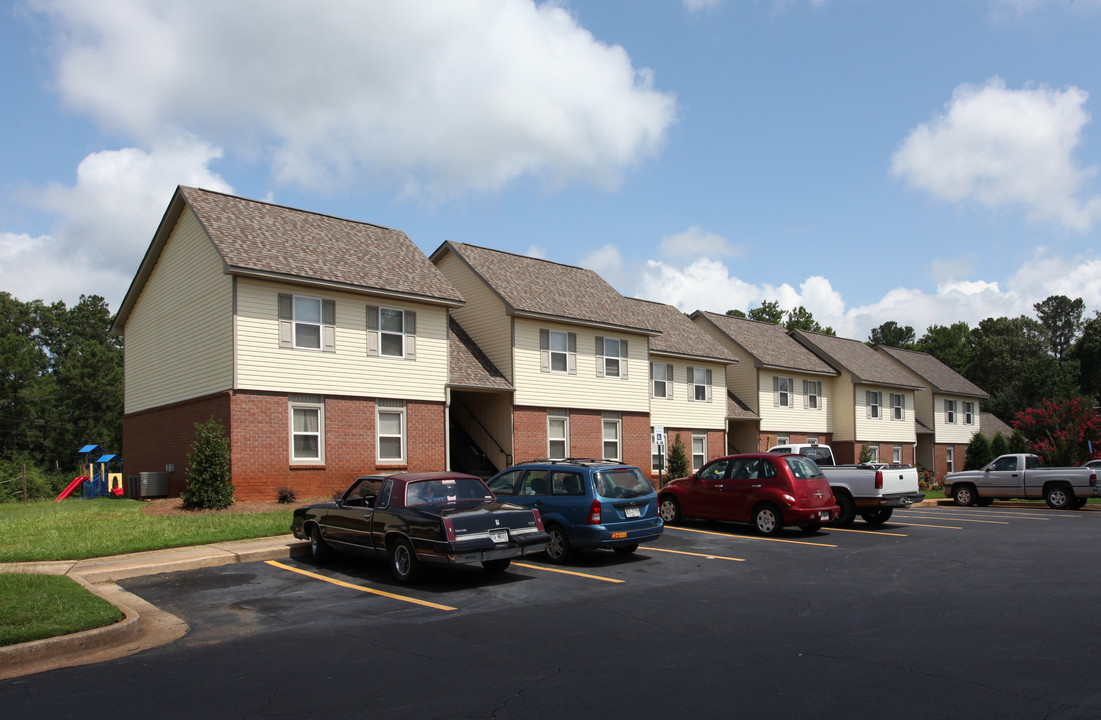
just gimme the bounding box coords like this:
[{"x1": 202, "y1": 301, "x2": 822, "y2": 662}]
[
  {"x1": 893, "y1": 444, "x2": 903, "y2": 463},
  {"x1": 774, "y1": 376, "x2": 793, "y2": 408},
  {"x1": 278, "y1": 294, "x2": 335, "y2": 352},
  {"x1": 366, "y1": 305, "x2": 416, "y2": 359},
  {"x1": 891, "y1": 393, "x2": 905, "y2": 421},
  {"x1": 596, "y1": 336, "x2": 628, "y2": 379},
  {"x1": 775, "y1": 435, "x2": 789, "y2": 446},
  {"x1": 692, "y1": 434, "x2": 706, "y2": 471},
  {"x1": 963, "y1": 401, "x2": 974, "y2": 425},
  {"x1": 377, "y1": 399, "x2": 406, "y2": 463},
  {"x1": 807, "y1": 435, "x2": 818, "y2": 445},
  {"x1": 945, "y1": 399, "x2": 957, "y2": 424},
  {"x1": 946, "y1": 446, "x2": 955, "y2": 472},
  {"x1": 602, "y1": 413, "x2": 621, "y2": 460},
  {"x1": 689, "y1": 367, "x2": 712, "y2": 402},
  {"x1": 547, "y1": 410, "x2": 569, "y2": 459},
  {"x1": 868, "y1": 445, "x2": 880, "y2": 462},
  {"x1": 540, "y1": 329, "x2": 576, "y2": 374},
  {"x1": 289, "y1": 396, "x2": 324, "y2": 463},
  {"x1": 866, "y1": 391, "x2": 882, "y2": 419},
  {"x1": 804, "y1": 380, "x2": 822, "y2": 410},
  {"x1": 651, "y1": 363, "x2": 673, "y2": 398}
]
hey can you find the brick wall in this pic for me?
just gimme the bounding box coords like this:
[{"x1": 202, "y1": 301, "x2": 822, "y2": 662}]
[
  {"x1": 755, "y1": 432, "x2": 834, "y2": 452},
  {"x1": 933, "y1": 442, "x2": 967, "y2": 483},
  {"x1": 513, "y1": 405, "x2": 650, "y2": 469}
]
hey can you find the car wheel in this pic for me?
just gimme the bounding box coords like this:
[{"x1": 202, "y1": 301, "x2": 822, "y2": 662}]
[
  {"x1": 831, "y1": 492, "x2": 855, "y2": 528},
  {"x1": 658, "y1": 496, "x2": 682, "y2": 524},
  {"x1": 482, "y1": 558, "x2": 511, "y2": 574},
  {"x1": 975, "y1": 497, "x2": 994, "y2": 507},
  {"x1": 952, "y1": 484, "x2": 976, "y2": 507},
  {"x1": 544, "y1": 525, "x2": 573, "y2": 564},
  {"x1": 753, "y1": 503, "x2": 783, "y2": 536},
  {"x1": 613, "y1": 543, "x2": 639, "y2": 555},
  {"x1": 860, "y1": 508, "x2": 893, "y2": 526},
  {"x1": 1045, "y1": 485, "x2": 1073, "y2": 510},
  {"x1": 309, "y1": 525, "x2": 331, "y2": 563},
  {"x1": 1073, "y1": 498, "x2": 1088, "y2": 510},
  {"x1": 800, "y1": 523, "x2": 822, "y2": 534},
  {"x1": 389, "y1": 537, "x2": 421, "y2": 583}
]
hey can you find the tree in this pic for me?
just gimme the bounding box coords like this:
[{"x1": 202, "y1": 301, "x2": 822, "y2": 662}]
[
  {"x1": 725, "y1": 309, "x2": 746, "y2": 318},
  {"x1": 1034, "y1": 295, "x2": 1085, "y2": 364},
  {"x1": 747, "y1": 300, "x2": 784, "y2": 325},
  {"x1": 1009, "y1": 429, "x2": 1029, "y2": 454},
  {"x1": 858, "y1": 443, "x2": 872, "y2": 463},
  {"x1": 964, "y1": 431, "x2": 993, "y2": 470},
  {"x1": 667, "y1": 433, "x2": 690, "y2": 479},
  {"x1": 916, "y1": 321, "x2": 972, "y2": 377},
  {"x1": 989, "y1": 431, "x2": 1009, "y2": 459},
  {"x1": 1072, "y1": 311, "x2": 1101, "y2": 402},
  {"x1": 869, "y1": 321, "x2": 916, "y2": 349},
  {"x1": 784, "y1": 306, "x2": 835, "y2": 335},
  {"x1": 181, "y1": 418, "x2": 235, "y2": 509},
  {"x1": 968, "y1": 316, "x2": 1060, "y2": 420},
  {"x1": 1012, "y1": 397, "x2": 1101, "y2": 467},
  {"x1": 0, "y1": 293, "x2": 50, "y2": 460}
]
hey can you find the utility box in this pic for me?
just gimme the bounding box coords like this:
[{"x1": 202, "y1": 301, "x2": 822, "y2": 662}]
[{"x1": 136, "y1": 472, "x2": 170, "y2": 498}]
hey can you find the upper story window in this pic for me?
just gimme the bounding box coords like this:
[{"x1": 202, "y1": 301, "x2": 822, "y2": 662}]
[
  {"x1": 366, "y1": 305, "x2": 416, "y2": 359},
  {"x1": 804, "y1": 380, "x2": 822, "y2": 410},
  {"x1": 540, "y1": 329, "x2": 576, "y2": 374},
  {"x1": 278, "y1": 294, "x2": 335, "y2": 352},
  {"x1": 596, "y1": 336, "x2": 628, "y2": 379},
  {"x1": 963, "y1": 401, "x2": 974, "y2": 425},
  {"x1": 689, "y1": 367, "x2": 713, "y2": 402},
  {"x1": 945, "y1": 399, "x2": 957, "y2": 424},
  {"x1": 774, "y1": 376, "x2": 793, "y2": 408},
  {"x1": 866, "y1": 390, "x2": 882, "y2": 419},
  {"x1": 890, "y1": 393, "x2": 905, "y2": 420},
  {"x1": 651, "y1": 362, "x2": 673, "y2": 398}
]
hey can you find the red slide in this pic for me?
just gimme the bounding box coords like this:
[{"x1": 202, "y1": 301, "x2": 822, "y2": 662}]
[{"x1": 55, "y1": 476, "x2": 88, "y2": 502}]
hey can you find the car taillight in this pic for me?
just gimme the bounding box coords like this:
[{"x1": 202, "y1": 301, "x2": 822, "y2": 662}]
[
  {"x1": 443, "y1": 517, "x2": 456, "y2": 542},
  {"x1": 1091, "y1": 472, "x2": 1097, "y2": 488},
  {"x1": 875, "y1": 470, "x2": 883, "y2": 490},
  {"x1": 588, "y1": 499, "x2": 602, "y2": 525},
  {"x1": 532, "y1": 508, "x2": 545, "y2": 532}
]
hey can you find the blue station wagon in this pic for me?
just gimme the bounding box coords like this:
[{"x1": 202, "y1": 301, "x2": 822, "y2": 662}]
[{"x1": 486, "y1": 459, "x2": 663, "y2": 562}]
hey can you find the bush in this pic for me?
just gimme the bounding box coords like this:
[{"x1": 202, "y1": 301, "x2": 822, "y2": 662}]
[
  {"x1": 990, "y1": 431, "x2": 1009, "y2": 458},
  {"x1": 180, "y1": 418, "x2": 234, "y2": 510},
  {"x1": 276, "y1": 486, "x2": 297, "y2": 504},
  {"x1": 0, "y1": 456, "x2": 69, "y2": 503},
  {"x1": 667, "y1": 433, "x2": 690, "y2": 479},
  {"x1": 964, "y1": 431, "x2": 993, "y2": 470},
  {"x1": 858, "y1": 443, "x2": 872, "y2": 463}
]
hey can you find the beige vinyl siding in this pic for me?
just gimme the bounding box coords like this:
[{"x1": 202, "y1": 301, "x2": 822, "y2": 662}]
[
  {"x1": 726, "y1": 360, "x2": 758, "y2": 414},
  {"x1": 123, "y1": 209, "x2": 232, "y2": 413},
  {"x1": 434, "y1": 252, "x2": 512, "y2": 382},
  {"x1": 235, "y1": 279, "x2": 448, "y2": 402},
  {"x1": 914, "y1": 387, "x2": 933, "y2": 428},
  {"x1": 649, "y1": 359, "x2": 727, "y2": 430},
  {"x1": 855, "y1": 385, "x2": 916, "y2": 442},
  {"x1": 514, "y1": 319, "x2": 649, "y2": 412},
  {"x1": 934, "y1": 395, "x2": 977, "y2": 443},
  {"x1": 757, "y1": 371, "x2": 830, "y2": 434},
  {"x1": 832, "y1": 372, "x2": 857, "y2": 441}
]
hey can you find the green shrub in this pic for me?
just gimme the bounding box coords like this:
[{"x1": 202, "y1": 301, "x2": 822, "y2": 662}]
[
  {"x1": 990, "y1": 431, "x2": 1009, "y2": 458},
  {"x1": 667, "y1": 433, "x2": 690, "y2": 479},
  {"x1": 180, "y1": 418, "x2": 234, "y2": 510},
  {"x1": 964, "y1": 431, "x2": 993, "y2": 470},
  {"x1": 858, "y1": 443, "x2": 872, "y2": 463},
  {"x1": 0, "y1": 456, "x2": 70, "y2": 503}
]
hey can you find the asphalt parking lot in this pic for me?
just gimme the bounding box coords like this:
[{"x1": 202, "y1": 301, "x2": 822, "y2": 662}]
[{"x1": 4, "y1": 504, "x2": 1101, "y2": 720}]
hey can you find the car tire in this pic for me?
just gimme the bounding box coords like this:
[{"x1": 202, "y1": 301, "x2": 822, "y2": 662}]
[
  {"x1": 975, "y1": 497, "x2": 994, "y2": 507},
  {"x1": 309, "y1": 525, "x2": 331, "y2": 563},
  {"x1": 389, "y1": 537, "x2": 421, "y2": 583},
  {"x1": 482, "y1": 558, "x2": 511, "y2": 574},
  {"x1": 831, "y1": 492, "x2": 855, "y2": 528},
  {"x1": 544, "y1": 525, "x2": 573, "y2": 564},
  {"x1": 1045, "y1": 485, "x2": 1074, "y2": 510},
  {"x1": 658, "y1": 496, "x2": 682, "y2": 524},
  {"x1": 952, "y1": 484, "x2": 976, "y2": 507},
  {"x1": 613, "y1": 543, "x2": 639, "y2": 555},
  {"x1": 753, "y1": 503, "x2": 783, "y2": 536},
  {"x1": 800, "y1": 523, "x2": 822, "y2": 534},
  {"x1": 860, "y1": 508, "x2": 893, "y2": 526},
  {"x1": 1073, "y1": 498, "x2": 1088, "y2": 510}
]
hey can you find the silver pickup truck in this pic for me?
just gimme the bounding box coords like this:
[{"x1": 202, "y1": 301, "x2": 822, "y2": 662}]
[{"x1": 944, "y1": 453, "x2": 1099, "y2": 509}]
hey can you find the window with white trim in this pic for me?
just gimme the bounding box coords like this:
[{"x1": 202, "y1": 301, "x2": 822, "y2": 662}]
[
  {"x1": 890, "y1": 393, "x2": 905, "y2": 421},
  {"x1": 366, "y1": 306, "x2": 416, "y2": 359},
  {"x1": 692, "y1": 434, "x2": 706, "y2": 471},
  {"x1": 866, "y1": 391, "x2": 882, "y2": 419},
  {"x1": 946, "y1": 446, "x2": 955, "y2": 472},
  {"x1": 775, "y1": 376, "x2": 793, "y2": 408},
  {"x1": 602, "y1": 413, "x2": 621, "y2": 461},
  {"x1": 279, "y1": 294, "x2": 335, "y2": 352},
  {"x1": 596, "y1": 336, "x2": 628, "y2": 379},
  {"x1": 290, "y1": 396, "x2": 325, "y2": 463},
  {"x1": 651, "y1": 362, "x2": 673, "y2": 398},
  {"x1": 690, "y1": 367, "x2": 712, "y2": 402},
  {"x1": 945, "y1": 399, "x2": 957, "y2": 424},
  {"x1": 807, "y1": 435, "x2": 818, "y2": 445},
  {"x1": 377, "y1": 399, "x2": 406, "y2": 463},
  {"x1": 540, "y1": 329, "x2": 576, "y2": 374},
  {"x1": 868, "y1": 445, "x2": 880, "y2": 462},
  {"x1": 776, "y1": 435, "x2": 789, "y2": 446},
  {"x1": 804, "y1": 380, "x2": 822, "y2": 410},
  {"x1": 547, "y1": 410, "x2": 569, "y2": 459},
  {"x1": 963, "y1": 401, "x2": 974, "y2": 425},
  {"x1": 893, "y1": 444, "x2": 903, "y2": 463}
]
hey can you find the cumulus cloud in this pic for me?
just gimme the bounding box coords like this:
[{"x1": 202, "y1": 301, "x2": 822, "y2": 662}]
[
  {"x1": 659, "y1": 226, "x2": 742, "y2": 261},
  {"x1": 891, "y1": 77, "x2": 1101, "y2": 231},
  {"x1": 32, "y1": 0, "x2": 676, "y2": 198}
]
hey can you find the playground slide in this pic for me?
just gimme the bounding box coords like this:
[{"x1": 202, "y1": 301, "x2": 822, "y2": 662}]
[{"x1": 55, "y1": 476, "x2": 88, "y2": 502}]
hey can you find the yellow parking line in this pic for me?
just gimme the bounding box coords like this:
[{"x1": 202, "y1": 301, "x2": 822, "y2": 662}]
[
  {"x1": 665, "y1": 525, "x2": 837, "y2": 548},
  {"x1": 512, "y1": 562, "x2": 624, "y2": 583},
  {"x1": 829, "y1": 527, "x2": 908, "y2": 537},
  {"x1": 647, "y1": 547, "x2": 746, "y2": 562},
  {"x1": 265, "y1": 560, "x2": 456, "y2": 611},
  {"x1": 889, "y1": 522, "x2": 963, "y2": 530},
  {"x1": 902, "y1": 513, "x2": 1009, "y2": 525}
]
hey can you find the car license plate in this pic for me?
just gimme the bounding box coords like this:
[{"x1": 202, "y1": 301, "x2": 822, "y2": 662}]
[
  {"x1": 821, "y1": 511, "x2": 830, "y2": 521},
  {"x1": 489, "y1": 529, "x2": 509, "y2": 544},
  {"x1": 625, "y1": 506, "x2": 641, "y2": 518}
]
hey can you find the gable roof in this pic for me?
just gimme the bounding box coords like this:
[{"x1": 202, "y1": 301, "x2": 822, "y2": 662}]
[
  {"x1": 691, "y1": 311, "x2": 837, "y2": 375},
  {"x1": 623, "y1": 299, "x2": 737, "y2": 364},
  {"x1": 877, "y1": 346, "x2": 989, "y2": 398},
  {"x1": 113, "y1": 186, "x2": 463, "y2": 331},
  {"x1": 790, "y1": 330, "x2": 924, "y2": 389},
  {"x1": 980, "y1": 412, "x2": 1014, "y2": 438},
  {"x1": 431, "y1": 241, "x2": 659, "y2": 335},
  {"x1": 727, "y1": 390, "x2": 759, "y2": 420},
  {"x1": 448, "y1": 318, "x2": 513, "y2": 391}
]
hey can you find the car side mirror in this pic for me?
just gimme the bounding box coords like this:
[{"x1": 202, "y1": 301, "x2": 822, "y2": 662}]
[{"x1": 364, "y1": 495, "x2": 376, "y2": 509}]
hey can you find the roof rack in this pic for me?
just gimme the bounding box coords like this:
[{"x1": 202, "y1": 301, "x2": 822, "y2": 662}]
[{"x1": 516, "y1": 458, "x2": 624, "y2": 466}]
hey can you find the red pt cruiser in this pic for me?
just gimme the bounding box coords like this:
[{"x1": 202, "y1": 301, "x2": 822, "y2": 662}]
[{"x1": 658, "y1": 453, "x2": 839, "y2": 535}]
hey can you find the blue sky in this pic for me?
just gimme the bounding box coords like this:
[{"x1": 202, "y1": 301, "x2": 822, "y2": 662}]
[{"x1": 2, "y1": 0, "x2": 1100, "y2": 340}]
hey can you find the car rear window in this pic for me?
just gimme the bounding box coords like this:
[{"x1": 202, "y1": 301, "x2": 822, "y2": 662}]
[
  {"x1": 405, "y1": 477, "x2": 492, "y2": 505},
  {"x1": 784, "y1": 455, "x2": 825, "y2": 480},
  {"x1": 594, "y1": 467, "x2": 654, "y2": 499}
]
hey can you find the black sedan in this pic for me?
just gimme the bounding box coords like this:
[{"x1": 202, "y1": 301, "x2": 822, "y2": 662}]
[{"x1": 291, "y1": 472, "x2": 550, "y2": 583}]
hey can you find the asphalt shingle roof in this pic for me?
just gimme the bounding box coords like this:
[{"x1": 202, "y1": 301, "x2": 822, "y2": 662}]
[
  {"x1": 791, "y1": 330, "x2": 923, "y2": 388},
  {"x1": 727, "y1": 390, "x2": 759, "y2": 420},
  {"x1": 624, "y1": 299, "x2": 737, "y2": 363},
  {"x1": 693, "y1": 311, "x2": 837, "y2": 375},
  {"x1": 877, "y1": 346, "x2": 989, "y2": 398},
  {"x1": 448, "y1": 318, "x2": 513, "y2": 391},
  {"x1": 980, "y1": 412, "x2": 1014, "y2": 438}
]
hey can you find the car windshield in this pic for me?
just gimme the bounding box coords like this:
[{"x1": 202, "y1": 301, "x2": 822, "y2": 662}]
[
  {"x1": 784, "y1": 455, "x2": 825, "y2": 480},
  {"x1": 405, "y1": 477, "x2": 493, "y2": 506},
  {"x1": 594, "y1": 467, "x2": 654, "y2": 499}
]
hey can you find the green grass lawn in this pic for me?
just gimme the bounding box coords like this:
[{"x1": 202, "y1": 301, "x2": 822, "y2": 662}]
[{"x1": 0, "y1": 573, "x2": 123, "y2": 646}]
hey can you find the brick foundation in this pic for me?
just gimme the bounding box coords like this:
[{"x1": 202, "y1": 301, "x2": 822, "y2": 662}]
[{"x1": 513, "y1": 406, "x2": 651, "y2": 470}]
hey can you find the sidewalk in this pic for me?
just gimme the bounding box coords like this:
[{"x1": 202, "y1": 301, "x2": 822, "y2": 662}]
[{"x1": 0, "y1": 535, "x2": 310, "y2": 680}]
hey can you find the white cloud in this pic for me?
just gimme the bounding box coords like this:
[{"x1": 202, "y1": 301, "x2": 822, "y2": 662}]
[
  {"x1": 659, "y1": 226, "x2": 742, "y2": 261},
  {"x1": 33, "y1": 0, "x2": 676, "y2": 198},
  {"x1": 580, "y1": 243, "x2": 625, "y2": 285},
  {"x1": 2, "y1": 139, "x2": 231, "y2": 308},
  {"x1": 891, "y1": 77, "x2": 1101, "y2": 231},
  {"x1": 684, "y1": 0, "x2": 722, "y2": 11},
  {"x1": 525, "y1": 245, "x2": 547, "y2": 260}
]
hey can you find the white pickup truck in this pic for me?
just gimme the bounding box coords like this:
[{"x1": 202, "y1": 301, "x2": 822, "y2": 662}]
[
  {"x1": 768, "y1": 443, "x2": 924, "y2": 527},
  {"x1": 944, "y1": 453, "x2": 1099, "y2": 509}
]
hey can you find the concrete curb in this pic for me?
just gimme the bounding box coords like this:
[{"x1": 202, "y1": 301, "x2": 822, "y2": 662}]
[{"x1": 0, "y1": 535, "x2": 310, "y2": 680}]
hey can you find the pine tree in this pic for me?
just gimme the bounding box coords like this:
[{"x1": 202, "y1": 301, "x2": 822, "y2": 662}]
[
  {"x1": 964, "y1": 431, "x2": 993, "y2": 470},
  {"x1": 667, "y1": 433, "x2": 690, "y2": 479},
  {"x1": 181, "y1": 418, "x2": 235, "y2": 509}
]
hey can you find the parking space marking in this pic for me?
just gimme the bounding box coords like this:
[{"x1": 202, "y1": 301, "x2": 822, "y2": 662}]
[
  {"x1": 901, "y1": 513, "x2": 1009, "y2": 525},
  {"x1": 265, "y1": 561, "x2": 457, "y2": 611},
  {"x1": 828, "y1": 527, "x2": 908, "y2": 537},
  {"x1": 888, "y1": 521, "x2": 963, "y2": 530},
  {"x1": 646, "y1": 547, "x2": 746, "y2": 562},
  {"x1": 511, "y1": 562, "x2": 624, "y2": 583},
  {"x1": 665, "y1": 525, "x2": 837, "y2": 547},
  {"x1": 935, "y1": 509, "x2": 1059, "y2": 520}
]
